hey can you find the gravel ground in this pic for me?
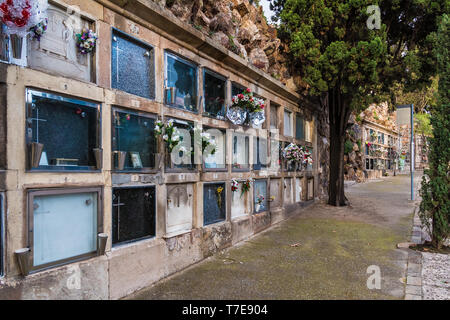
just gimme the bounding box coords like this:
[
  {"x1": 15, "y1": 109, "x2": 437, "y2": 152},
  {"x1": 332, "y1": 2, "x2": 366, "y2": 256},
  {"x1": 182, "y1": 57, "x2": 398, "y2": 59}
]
[{"x1": 421, "y1": 252, "x2": 450, "y2": 300}]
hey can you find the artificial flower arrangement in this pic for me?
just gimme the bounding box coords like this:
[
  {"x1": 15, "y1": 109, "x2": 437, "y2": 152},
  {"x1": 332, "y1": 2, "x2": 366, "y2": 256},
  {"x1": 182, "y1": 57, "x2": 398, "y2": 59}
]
[
  {"x1": 301, "y1": 146, "x2": 313, "y2": 166},
  {"x1": 216, "y1": 186, "x2": 224, "y2": 209},
  {"x1": 193, "y1": 126, "x2": 217, "y2": 156},
  {"x1": 240, "y1": 178, "x2": 252, "y2": 198},
  {"x1": 227, "y1": 88, "x2": 266, "y2": 127},
  {"x1": 282, "y1": 143, "x2": 303, "y2": 163},
  {"x1": 76, "y1": 28, "x2": 97, "y2": 54},
  {"x1": 231, "y1": 88, "x2": 265, "y2": 113},
  {"x1": 30, "y1": 17, "x2": 47, "y2": 40},
  {"x1": 0, "y1": 0, "x2": 48, "y2": 36},
  {"x1": 256, "y1": 194, "x2": 265, "y2": 205},
  {"x1": 255, "y1": 194, "x2": 265, "y2": 212},
  {"x1": 231, "y1": 179, "x2": 239, "y2": 192},
  {"x1": 154, "y1": 119, "x2": 181, "y2": 153}
]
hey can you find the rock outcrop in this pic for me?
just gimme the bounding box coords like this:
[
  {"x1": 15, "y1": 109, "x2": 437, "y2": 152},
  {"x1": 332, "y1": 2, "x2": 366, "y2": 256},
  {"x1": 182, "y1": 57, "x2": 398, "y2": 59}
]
[{"x1": 153, "y1": 0, "x2": 296, "y2": 89}]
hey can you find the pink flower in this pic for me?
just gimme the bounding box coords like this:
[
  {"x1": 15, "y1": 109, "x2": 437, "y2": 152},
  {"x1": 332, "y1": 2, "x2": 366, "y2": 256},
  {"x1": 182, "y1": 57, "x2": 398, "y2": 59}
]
[{"x1": 246, "y1": 88, "x2": 251, "y2": 93}]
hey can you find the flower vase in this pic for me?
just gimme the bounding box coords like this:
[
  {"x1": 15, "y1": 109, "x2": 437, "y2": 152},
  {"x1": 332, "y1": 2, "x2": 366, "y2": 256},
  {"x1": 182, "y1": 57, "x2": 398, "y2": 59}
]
[
  {"x1": 115, "y1": 151, "x2": 127, "y2": 170},
  {"x1": 30, "y1": 142, "x2": 44, "y2": 168},
  {"x1": 255, "y1": 203, "x2": 261, "y2": 212},
  {"x1": 10, "y1": 34, "x2": 23, "y2": 59},
  {"x1": 93, "y1": 148, "x2": 103, "y2": 169}
]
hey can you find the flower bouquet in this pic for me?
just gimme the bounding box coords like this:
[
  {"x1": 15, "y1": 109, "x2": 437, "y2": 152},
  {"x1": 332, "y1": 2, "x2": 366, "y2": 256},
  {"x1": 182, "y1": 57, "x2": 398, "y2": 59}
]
[
  {"x1": 155, "y1": 119, "x2": 181, "y2": 153},
  {"x1": 76, "y1": 28, "x2": 97, "y2": 54},
  {"x1": 282, "y1": 143, "x2": 304, "y2": 170},
  {"x1": 216, "y1": 186, "x2": 224, "y2": 209},
  {"x1": 255, "y1": 194, "x2": 265, "y2": 212},
  {"x1": 227, "y1": 88, "x2": 265, "y2": 127},
  {"x1": 231, "y1": 179, "x2": 239, "y2": 192},
  {"x1": 240, "y1": 178, "x2": 252, "y2": 198}
]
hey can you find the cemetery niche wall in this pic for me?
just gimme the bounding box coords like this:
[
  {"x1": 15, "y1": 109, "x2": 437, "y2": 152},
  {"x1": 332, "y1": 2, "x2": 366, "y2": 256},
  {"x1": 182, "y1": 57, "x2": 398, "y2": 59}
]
[{"x1": 0, "y1": 0, "x2": 324, "y2": 300}]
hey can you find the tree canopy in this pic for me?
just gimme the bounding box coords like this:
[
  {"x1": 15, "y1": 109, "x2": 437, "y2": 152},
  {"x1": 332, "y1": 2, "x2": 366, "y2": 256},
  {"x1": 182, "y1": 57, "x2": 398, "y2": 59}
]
[{"x1": 270, "y1": 0, "x2": 448, "y2": 205}]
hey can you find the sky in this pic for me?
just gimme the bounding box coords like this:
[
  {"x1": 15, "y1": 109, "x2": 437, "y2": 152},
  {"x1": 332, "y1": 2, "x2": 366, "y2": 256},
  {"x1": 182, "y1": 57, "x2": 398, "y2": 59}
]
[{"x1": 260, "y1": 0, "x2": 276, "y2": 23}]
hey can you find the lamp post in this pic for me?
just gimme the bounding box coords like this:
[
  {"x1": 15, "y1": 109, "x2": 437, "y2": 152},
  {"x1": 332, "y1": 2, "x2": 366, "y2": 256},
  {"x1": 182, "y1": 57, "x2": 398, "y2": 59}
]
[{"x1": 396, "y1": 104, "x2": 414, "y2": 200}]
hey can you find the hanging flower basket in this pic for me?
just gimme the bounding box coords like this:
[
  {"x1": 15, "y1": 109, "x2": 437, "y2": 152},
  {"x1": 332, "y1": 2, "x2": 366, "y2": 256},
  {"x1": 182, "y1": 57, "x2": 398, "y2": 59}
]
[
  {"x1": 227, "y1": 88, "x2": 265, "y2": 127},
  {"x1": 0, "y1": 0, "x2": 48, "y2": 59}
]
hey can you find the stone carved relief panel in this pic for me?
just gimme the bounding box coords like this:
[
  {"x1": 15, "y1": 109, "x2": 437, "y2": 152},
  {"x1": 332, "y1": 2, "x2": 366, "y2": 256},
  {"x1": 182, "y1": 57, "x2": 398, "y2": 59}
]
[
  {"x1": 283, "y1": 178, "x2": 293, "y2": 205},
  {"x1": 231, "y1": 181, "x2": 250, "y2": 219},
  {"x1": 28, "y1": 4, "x2": 92, "y2": 82},
  {"x1": 166, "y1": 183, "x2": 193, "y2": 235}
]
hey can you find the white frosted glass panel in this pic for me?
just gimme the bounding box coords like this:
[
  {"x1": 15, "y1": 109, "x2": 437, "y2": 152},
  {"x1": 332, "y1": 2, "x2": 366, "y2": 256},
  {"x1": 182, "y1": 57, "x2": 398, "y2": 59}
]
[
  {"x1": 204, "y1": 129, "x2": 226, "y2": 169},
  {"x1": 33, "y1": 192, "x2": 97, "y2": 266}
]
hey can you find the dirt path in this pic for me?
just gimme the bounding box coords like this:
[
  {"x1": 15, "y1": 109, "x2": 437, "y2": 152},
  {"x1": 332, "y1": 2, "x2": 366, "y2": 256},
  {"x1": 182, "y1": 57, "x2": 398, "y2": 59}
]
[{"x1": 126, "y1": 174, "x2": 421, "y2": 300}]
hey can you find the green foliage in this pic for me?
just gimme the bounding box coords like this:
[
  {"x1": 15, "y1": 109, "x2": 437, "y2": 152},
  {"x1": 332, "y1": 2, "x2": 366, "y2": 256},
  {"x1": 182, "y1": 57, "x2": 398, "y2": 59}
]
[
  {"x1": 419, "y1": 14, "x2": 450, "y2": 249},
  {"x1": 415, "y1": 113, "x2": 433, "y2": 137},
  {"x1": 271, "y1": 0, "x2": 448, "y2": 205},
  {"x1": 344, "y1": 140, "x2": 353, "y2": 155},
  {"x1": 355, "y1": 114, "x2": 362, "y2": 123},
  {"x1": 373, "y1": 111, "x2": 379, "y2": 120},
  {"x1": 357, "y1": 139, "x2": 362, "y2": 152}
]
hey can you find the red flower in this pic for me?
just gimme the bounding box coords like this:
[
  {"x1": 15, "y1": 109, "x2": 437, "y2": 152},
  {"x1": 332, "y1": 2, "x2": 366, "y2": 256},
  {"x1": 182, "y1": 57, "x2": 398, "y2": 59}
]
[
  {"x1": 238, "y1": 94, "x2": 244, "y2": 99},
  {"x1": 246, "y1": 88, "x2": 251, "y2": 93},
  {"x1": 261, "y1": 105, "x2": 264, "y2": 109}
]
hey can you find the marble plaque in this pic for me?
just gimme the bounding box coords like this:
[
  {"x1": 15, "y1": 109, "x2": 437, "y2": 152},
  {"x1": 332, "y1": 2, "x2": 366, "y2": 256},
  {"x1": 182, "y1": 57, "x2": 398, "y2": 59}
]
[
  {"x1": 28, "y1": 4, "x2": 92, "y2": 82},
  {"x1": 166, "y1": 184, "x2": 193, "y2": 235}
]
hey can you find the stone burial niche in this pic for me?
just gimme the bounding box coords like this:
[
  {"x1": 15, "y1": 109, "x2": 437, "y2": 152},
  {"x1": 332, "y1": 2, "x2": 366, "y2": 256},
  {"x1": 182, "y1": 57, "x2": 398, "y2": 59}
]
[
  {"x1": 112, "y1": 108, "x2": 158, "y2": 172},
  {"x1": 25, "y1": 89, "x2": 101, "y2": 171},
  {"x1": 28, "y1": 188, "x2": 102, "y2": 271},
  {"x1": 112, "y1": 186, "x2": 156, "y2": 246},
  {"x1": 203, "y1": 182, "x2": 226, "y2": 225},
  {"x1": 27, "y1": 2, "x2": 95, "y2": 82},
  {"x1": 284, "y1": 178, "x2": 294, "y2": 205},
  {"x1": 253, "y1": 179, "x2": 268, "y2": 213},
  {"x1": 231, "y1": 181, "x2": 251, "y2": 219},
  {"x1": 269, "y1": 178, "x2": 282, "y2": 208},
  {"x1": 166, "y1": 184, "x2": 194, "y2": 236},
  {"x1": 112, "y1": 28, "x2": 155, "y2": 99}
]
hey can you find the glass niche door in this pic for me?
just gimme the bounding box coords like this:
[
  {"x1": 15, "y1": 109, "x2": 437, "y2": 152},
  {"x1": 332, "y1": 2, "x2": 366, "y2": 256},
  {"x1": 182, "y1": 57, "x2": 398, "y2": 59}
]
[
  {"x1": 29, "y1": 188, "x2": 101, "y2": 270},
  {"x1": 25, "y1": 89, "x2": 101, "y2": 171},
  {"x1": 112, "y1": 108, "x2": 157, "y2": 172}
]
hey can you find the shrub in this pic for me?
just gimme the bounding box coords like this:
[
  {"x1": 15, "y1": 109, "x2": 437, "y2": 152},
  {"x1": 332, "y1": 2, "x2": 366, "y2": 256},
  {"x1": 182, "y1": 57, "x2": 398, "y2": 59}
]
[{"x1": 344, "y1": 140, "x2": 353, "y2": 155}]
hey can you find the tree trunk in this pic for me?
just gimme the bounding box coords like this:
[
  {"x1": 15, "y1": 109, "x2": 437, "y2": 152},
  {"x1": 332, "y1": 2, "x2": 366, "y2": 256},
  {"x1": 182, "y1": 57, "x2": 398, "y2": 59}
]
[{"x1": 327, "y1": 89, "x2": 351, "y2": 206}]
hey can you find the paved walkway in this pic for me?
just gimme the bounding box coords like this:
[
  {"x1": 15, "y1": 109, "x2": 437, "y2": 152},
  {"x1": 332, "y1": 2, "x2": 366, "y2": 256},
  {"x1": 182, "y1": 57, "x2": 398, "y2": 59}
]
[{"x1": 127, "y1": 174, "x2": 422, "y2": 300}]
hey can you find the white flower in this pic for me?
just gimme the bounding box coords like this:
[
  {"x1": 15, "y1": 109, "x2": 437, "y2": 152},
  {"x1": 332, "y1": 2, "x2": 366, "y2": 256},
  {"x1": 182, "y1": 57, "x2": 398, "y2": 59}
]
[
  {"x1": 172, "y1": 135, "x2": 179, "y2": 141},
  {"x1": 163, "y1": 134, "x2": 168, "y2": 141}
]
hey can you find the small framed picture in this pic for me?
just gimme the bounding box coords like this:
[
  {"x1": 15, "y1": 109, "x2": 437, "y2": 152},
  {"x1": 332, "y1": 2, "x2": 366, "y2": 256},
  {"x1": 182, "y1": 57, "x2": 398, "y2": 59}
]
[{"x1": 130, "y1": 152, "x2": 143, "y2": 168}]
